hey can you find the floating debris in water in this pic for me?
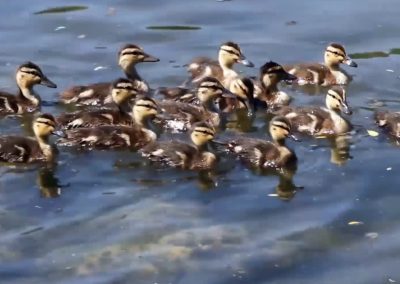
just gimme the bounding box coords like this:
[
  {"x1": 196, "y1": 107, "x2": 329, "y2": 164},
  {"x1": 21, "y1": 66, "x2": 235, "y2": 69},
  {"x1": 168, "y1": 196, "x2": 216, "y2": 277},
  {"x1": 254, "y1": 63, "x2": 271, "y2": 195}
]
[
  {"x1": 107, "y1": 7, "x2": 116, "y2": 16},
  {"x1": 388, "y1": 279, "x2": 397, "y2": 283},
  {"x1": 286, "y1": 20, "x2": 298, "y2": 26},
  {"x1": 386, "y1": 167, "x2": 392, "y2": 171},
  {"x1": 386, "y1": 69, "x2": 395, "y2": 72},
  {"x1": 147, "y1": 25, "x2": 201, "y2": 31},
  {"x1": 54, "y1": 26, "x2": 66, "y2": 31},
  {"x1": 93, "y1": 66, "x2": 107, "y2": 71},
  {"x1": 267, "y1": 193, "x2": 279, "y2": 197},
  {"x1": 77, "y1": 34, "x2": 86, "y2": 39},
  {"x1": 34, "y1": 6, "x2": 88, "y2": 15},
  {"x1": 367, "y1": 130, "x2": 379, "y2": 137},
  {"x1": 365, "y1": 232, "x2": 379, "y2": 239},
  {"x1": 348, "y1": 221, "x2": 364, "y2": 226}
]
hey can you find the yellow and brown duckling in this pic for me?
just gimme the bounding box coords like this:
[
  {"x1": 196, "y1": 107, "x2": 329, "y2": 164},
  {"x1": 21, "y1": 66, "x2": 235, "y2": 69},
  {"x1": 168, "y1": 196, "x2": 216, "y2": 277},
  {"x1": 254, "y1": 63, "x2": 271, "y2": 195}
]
[
  {"x1": 56, "y1": 78, "x2": 139, "y2": 129},
  {"x1": 60, "y1": 44, "x2": 159, "y2": 106},
  {"x1": 0, "y1": 62, "x2": 56, "y2": 115},
  {"x1": 220, "y1": 76, "x2": 255, "y2": 112},
  {"x1": 283, "y1": 43, "x2": 357, "y2": 86},
  {"x1": 253, "y1": 61, "x2": 297, "y2": 109},
  {"x1": 187, "y1": 41, "x2": 254, "y2": 88},
  {"x1": 375, "y1": 110, "x2": 400, "y2": 139},
  {"x1": 0, "y1": 114, "x2": 62, "y2": 163},
  {"x1": 140, "y1": 122, "x2": 217, "y2": 170},
  {"x1": 275, "y1": 87, "x2": 352, "y2": 136},
  {"x1": 57, "y1": 97, "x2": 158, "y2": 149},
  {"x1": 156, "y1": 77, "x2": 239, "y2": 132},
  {"x1": 225, "y1": 116, "x2": 298, "y2": 169}
]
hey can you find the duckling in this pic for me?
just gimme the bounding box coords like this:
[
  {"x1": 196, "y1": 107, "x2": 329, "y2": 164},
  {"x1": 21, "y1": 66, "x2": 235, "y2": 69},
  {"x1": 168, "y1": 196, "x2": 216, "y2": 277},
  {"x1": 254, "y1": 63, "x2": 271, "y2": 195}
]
[
  {"x1": 60, "y1": 44, "x2": 159, "y2": 106},
  {"x1": 253, "y1": 61, "x2": 297, "y2": 109},
  {"x1": 226, "y1": 116, "x2": 298, "y2": 169},
  {"x1": 0, "y1": 114, "x2": 62, "y2": 163},
  {"x1": 187, "y1": 41, "x2": 254, "y2": 88},
  {"x1": 275, "y1": 87, "x2": 352, "y2": 136},
  {"x1": 219, "y1": 76, "x2": 255, "y2": 112},
  {"x1": 375, "y1": 110, "x2": 400, "y2": 138},
  {"x1": 57, "y1": 97, "x2": 158, "y2": 149},
  {"x1": 283, "y1": 43, "x2": 357, "y2": 86},
  {"x1": 56, "y1": 78, "x2": 138, "y2": 129},
  {"x1": 0, "y1": 62, "x2": 56, "y2": 115},
  {"x1": 156, "y1": 77, "x2": 238, "y2": 132},
  {"x1": 140, "y1": 122, "x2": 217, "y2": 170}
]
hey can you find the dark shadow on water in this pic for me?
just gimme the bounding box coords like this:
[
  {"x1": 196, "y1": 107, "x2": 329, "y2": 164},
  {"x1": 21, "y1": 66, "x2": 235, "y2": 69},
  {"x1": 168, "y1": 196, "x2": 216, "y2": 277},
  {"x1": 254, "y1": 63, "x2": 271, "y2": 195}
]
[
  {"x1": 146, "y1": 26, "x2": 201, "y2": 31},
  {"x1": 34, "y1": 6, "x2": 88, "y2": 15}
]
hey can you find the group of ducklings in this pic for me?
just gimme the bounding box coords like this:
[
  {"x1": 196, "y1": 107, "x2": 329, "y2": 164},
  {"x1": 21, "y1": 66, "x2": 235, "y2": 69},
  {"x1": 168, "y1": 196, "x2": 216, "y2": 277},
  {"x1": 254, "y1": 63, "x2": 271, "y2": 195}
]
[{"x1": 0, "y1": 42, "x2": 398, "y2": 172}]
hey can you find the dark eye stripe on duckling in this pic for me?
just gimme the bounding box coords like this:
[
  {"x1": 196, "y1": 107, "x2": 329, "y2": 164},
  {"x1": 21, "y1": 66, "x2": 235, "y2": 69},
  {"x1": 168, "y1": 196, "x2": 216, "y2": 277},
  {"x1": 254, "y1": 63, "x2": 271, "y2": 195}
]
[
  {"x1": 326, "y1": 49, "x2": 345, "y2": 57},
  {"x1": 121, "y1": 49, "x2": 144, "y2": 56},
  {"x1": 36, "y1": 119, "x2": 55, "y2": 127},
  {"x1": 136, "y1": 103, "x2": 157, "y2": 110},
  {"x1": 272, "y1": 122, "x2": 290, "y2": 132},
  {"x1": 327, "y1": 90, "x2": 343, "y2": 102},
  {"x1": 220, "y1": 47, "x2": 241, "y2": 57},
  {"x1": 20, "y1": 67, "x2": 41, "y2": 77},
  {"x1": 115, "y1": 83, "x2": 134, "y2": 90}
]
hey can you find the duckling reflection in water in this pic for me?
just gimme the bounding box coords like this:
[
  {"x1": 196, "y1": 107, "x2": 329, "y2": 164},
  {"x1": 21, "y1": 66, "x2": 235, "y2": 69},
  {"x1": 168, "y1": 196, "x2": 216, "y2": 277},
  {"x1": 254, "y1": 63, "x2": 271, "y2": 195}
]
[{"x1": 37, "y1": 166, "x2": 69, "y2": 198}]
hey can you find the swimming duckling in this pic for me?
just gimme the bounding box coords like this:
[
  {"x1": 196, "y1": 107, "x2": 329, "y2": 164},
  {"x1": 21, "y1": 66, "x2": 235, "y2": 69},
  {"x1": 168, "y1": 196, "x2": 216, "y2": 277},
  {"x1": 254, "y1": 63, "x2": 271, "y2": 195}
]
[
  {"x1": 0, "y1": 62, "x2": 56, "y2": 115},
  {"x1": 140, "y1": 122, "x2": 217, "y2": 170},
  {"x1": 60, "y1": 44, "x2": 159, "y2": 106},
  {"x1": 56, "y1": 78, "x2": 138, "y2": 129},
  {"x1": 0, "y1": 114, "x2": 62, "y2": 163},
  {"x1": 156, "y1": 77, "x2": 238, "y2": 132},
  {"x1": 375, "y1": 110, "x2": 400, "y2": 138},
  {"x1": 283, "y1": 43, "x2": 357, "y2": 86},
  {"x1": 253, "y1": 61, "x2": 297, "y2": 109},
  {"x1": 57, "y1": 97, "x2": 158, "y2": 149},
  {"x1": 187, "y1": 41, "x2": 254, "y2": 88},
  {"x1": 219, "y1": 77, "x2": 255, "y2": 112},
  {"x1": 275, "y1": 87, "x2": 352, "y2": 136},
  {"x1": 226, "y1": 116, "x2": 298, "y2": 169}
]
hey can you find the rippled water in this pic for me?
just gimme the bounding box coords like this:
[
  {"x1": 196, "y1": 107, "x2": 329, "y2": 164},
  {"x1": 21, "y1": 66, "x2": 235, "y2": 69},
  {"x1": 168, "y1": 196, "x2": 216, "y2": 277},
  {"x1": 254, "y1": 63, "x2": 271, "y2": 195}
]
[{"x1": 0, "y1": 0, "x2": 400, "y2": 283}]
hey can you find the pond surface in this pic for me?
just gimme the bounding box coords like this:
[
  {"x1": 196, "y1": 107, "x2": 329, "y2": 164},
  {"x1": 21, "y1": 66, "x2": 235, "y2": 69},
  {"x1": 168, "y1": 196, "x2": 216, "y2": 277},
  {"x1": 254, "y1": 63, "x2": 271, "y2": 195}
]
[{"x1": 0, "y1": 0, "x2": 400, "y2": 283}]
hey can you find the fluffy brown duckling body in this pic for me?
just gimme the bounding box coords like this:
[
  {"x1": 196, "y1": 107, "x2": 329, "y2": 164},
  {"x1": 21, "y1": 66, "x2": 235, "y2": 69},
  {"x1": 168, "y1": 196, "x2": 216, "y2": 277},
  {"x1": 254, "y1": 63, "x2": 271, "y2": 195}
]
[
  {"x1": 56, "y1": 78, "x2": 138, "y2": 129},
  {"x1": 226, "y1": 116, "x2": 298, "y2": 169},
  {"x1": 283, "y1": 43, "x2": 357, "y2": 86},
  {"x1": 0, "y1": 114, "x2": 62, "y2": 163},
  {"x1": 57, "y1": 97, "x2": 158, "y2": 149},
  {"x1": 275, "y1": 87, "x2": 352, "y2": 136},
  {"x1": 140, "y1": 122, "x2": 217, "y2": 170},
  {"x1": 60, "y1": 44, "x2": 159, "y2": 106},
  {"x1": 375, "y1": 110, "x2": 400, "y2": 138},
  {"x1": 0, "y1": 62, "x2": 56, "y2": 115},
  {"x1": 186, "y1": 42, "x2": 254, "y2": 88}
]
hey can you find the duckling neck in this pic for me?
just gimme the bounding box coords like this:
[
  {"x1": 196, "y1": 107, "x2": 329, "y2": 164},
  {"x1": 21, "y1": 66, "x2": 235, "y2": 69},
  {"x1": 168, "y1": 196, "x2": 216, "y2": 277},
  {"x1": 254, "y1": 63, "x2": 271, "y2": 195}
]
[
  {"x1": 275, "y1": 138, "x2": 286, "y2": 147},
  {"x1": 36, "y1": 135, "x2": 54, "y2": 161},
  {"x1": 18, "y1": 87, "x2": 40, "y2": 106},
  {"x1": 132, "y1": 111, "x2": 152, "y2": 129},
  {"x1": 261, "y1": 80, "x2": 279, "y2": 99},
  {"x1": 325, "y1": 61, "x2": 341, "y2": 71},
  {"x1": 122, "y1": 63, "x2": 141, "y2": 81},
  {"x1": 202, "y1": 98, "x2": 218, "y2": 113}
]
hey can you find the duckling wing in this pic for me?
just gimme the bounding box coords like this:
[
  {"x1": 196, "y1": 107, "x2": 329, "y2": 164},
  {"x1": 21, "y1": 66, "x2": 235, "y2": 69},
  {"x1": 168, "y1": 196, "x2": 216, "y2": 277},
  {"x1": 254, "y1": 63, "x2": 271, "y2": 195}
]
[
  {"x1": 141, "y1": 141, "x2": 197, "y2": 168},
  {"x1": 60, "y1": 82, "x2": 112, "y2": 105},
  {"x1": 283, "y1": 63, "x2": 328, "y2": 85},
  {"x1": 0, "y1": 93, "x2": 20, "y2": 114},
  {"x1": 58, "y1": 125, "x2": 147, "y2": 149},
  {"x1": 187, "y1": 57, "x2": 223, "y2": 82},
  {"x1": 227, "y1": 138, "x2": 281, "y2": 167},
  {"x1": 57, "y1": 109, "x2": 128, "y2": 129},
  {"x1": 0, "y1": 136, "x2": 38, "y2": 163}
]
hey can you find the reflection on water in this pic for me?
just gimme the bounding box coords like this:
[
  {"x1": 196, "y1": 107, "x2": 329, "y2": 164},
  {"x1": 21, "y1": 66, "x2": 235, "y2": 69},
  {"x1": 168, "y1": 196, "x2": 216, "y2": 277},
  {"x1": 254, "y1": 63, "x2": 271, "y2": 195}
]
[{"x1": 1, "y1": 0, "x2": 400, "y2": 283}]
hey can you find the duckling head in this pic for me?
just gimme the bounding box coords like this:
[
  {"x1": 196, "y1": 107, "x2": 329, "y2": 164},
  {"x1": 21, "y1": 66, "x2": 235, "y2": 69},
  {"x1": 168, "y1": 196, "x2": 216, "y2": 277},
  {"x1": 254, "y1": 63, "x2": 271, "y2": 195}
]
[
  {"x1": 190, "y1": 122, "x2": 216, "y2": 147},
  {"x1": 260, "y1": 61, "x2": 297, "y2": 86},
  {"x1": 326, "y1": 87, "x2": 352, "y2": 115},
  {"x1": 375, "y1": 110, "x2": 389, "y2": 127},
  {"x1": 324, "y1": 43, "x2": 357, "y2": 68},
  {"x1": 111, "y1": 78, "x2": 138, "y2": 106},
  {"x1": 132, "y1": 97, "x2": 158, "y2": 125},
  {"x1": 196, "y1": 77, "x2": 226, "y2": 103},
  {"x1": 16, "y1": 62, "x2": 57, "y2": 89},
  {"x1": 269, "y1": 116, "x2": 298, "y2": 143},
  {"x1": 33, "y1": 114, "x2": 63, "y2": 140},
  {"x1": 218, "y1": 42, "x2": 254, "y2": 68},
  {"x1": 118, "y1": 44, "x2": 159, "y2": 71}
]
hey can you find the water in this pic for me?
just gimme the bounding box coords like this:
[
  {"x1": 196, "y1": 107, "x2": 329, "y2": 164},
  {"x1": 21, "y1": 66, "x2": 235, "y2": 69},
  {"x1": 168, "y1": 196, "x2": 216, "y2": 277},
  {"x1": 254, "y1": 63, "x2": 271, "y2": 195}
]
[{"x1": 0, "y1": 0, "x2": 400, "y2": 283}]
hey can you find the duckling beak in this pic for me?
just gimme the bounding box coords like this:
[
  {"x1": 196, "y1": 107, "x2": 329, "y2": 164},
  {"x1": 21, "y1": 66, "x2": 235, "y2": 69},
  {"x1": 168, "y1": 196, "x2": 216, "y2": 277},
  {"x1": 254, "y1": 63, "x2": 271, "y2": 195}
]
[
  {"x1": 238, "y1": 55, "x2": 254, "y2": 67},
  {"x1": 341, "y1": 103, "x2": 353, "y2": 115},
  {"x1": 343, "y1": 57, "x2": 357, "y2": 67},
  {"x1": 40, "y1": 76, "x2": 57, "y2": 88},
  {"x1": 142, "y1": 53, "x2": 160, "y2": 62},
  {"x1": 282, "y1": 71, "x2": 297, "y2": 82},
  {"x1": 52, "y1": 130, "x2": 66, "y2": 138}
]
